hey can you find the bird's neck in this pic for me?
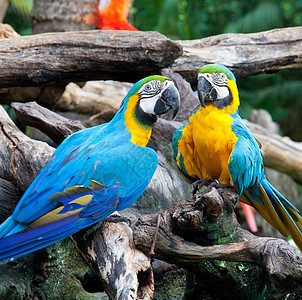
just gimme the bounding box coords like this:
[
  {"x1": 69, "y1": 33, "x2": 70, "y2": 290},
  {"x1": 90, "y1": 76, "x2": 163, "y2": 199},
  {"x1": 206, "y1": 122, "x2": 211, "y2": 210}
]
[{"x1": 123, "y1": 94, "x2": 153, "y2": 147}]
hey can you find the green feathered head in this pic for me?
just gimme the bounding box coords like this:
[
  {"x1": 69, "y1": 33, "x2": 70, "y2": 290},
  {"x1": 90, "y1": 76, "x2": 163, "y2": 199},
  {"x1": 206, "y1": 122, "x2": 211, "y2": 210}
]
[{"x1": 198, "y1": 64, "x2": 236, "y2": 82}]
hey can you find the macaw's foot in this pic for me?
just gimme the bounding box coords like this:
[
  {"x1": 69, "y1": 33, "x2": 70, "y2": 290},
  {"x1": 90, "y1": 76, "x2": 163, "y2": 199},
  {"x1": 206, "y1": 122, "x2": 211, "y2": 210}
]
[
  {"x1": 191, "y1": 178, "x2": 213, "y2": 195},
  {"x1": 104, "y1": 213, "x2": 131, "y2": 226},
  {"x1": 149, "y1": 213, "x2": 162, "y2": 256},
  {"x1": 193, "y1": 179, "x2": 233, "y2": 199}
]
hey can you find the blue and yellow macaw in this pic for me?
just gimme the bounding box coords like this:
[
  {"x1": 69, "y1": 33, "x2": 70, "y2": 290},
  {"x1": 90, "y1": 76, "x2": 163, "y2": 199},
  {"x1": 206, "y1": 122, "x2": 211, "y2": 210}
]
[
  {"x1": 0, "y1": 75, "x2": 180, "y2": 262},
  {"x1": 172, "y1": 64, "x2": 302, "y2": 251}
]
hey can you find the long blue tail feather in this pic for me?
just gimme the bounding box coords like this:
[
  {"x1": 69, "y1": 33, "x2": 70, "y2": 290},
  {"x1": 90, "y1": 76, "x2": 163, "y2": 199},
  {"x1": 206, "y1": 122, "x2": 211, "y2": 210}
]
[{"x1": 244, "y1": 175, "x2": 302, "y2": 251}]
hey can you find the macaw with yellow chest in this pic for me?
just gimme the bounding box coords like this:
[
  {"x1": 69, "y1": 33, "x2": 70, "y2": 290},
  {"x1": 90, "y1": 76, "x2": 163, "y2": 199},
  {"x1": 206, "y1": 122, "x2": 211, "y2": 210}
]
[
  {"x1": 172, "y1": 64, "x2": 302, "y2": 251},
  {"x1": 0, "y1": 75, "x2": 180, "y2": 262}
]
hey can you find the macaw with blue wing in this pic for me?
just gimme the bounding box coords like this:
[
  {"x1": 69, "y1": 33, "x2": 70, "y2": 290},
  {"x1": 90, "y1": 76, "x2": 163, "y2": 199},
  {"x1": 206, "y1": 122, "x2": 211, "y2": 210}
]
[
  {"x1": 172, "y1": 64, "x2": 302, "y2": 251},
  {"x1": 0, "y1": 75, "x2": 180, "y2": 262}
]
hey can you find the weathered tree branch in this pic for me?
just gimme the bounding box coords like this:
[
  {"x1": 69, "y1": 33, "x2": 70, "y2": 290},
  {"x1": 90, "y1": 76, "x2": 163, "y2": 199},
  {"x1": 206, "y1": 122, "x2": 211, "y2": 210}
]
[
  {"x1": 133, "y1": 188, "x2": 302, "y2": 297},
  {"x1": 0, "y1": 23, "x2": 20, "y2": 39},
  {"x1": 11, "y1": 101, "x2": 85, "y2": 145},
  {"x1": 173, "y1": 26, "x2": 302, "y2": 83},
  {"x1": 0, "y1": 27, "x2": 301, "y2": 91},
  {"x1": 0, "y1": 30, "x2": 182, "y2": 88},
  {"x1": 55, "y1": 80, "x2": 132, "y2": 119},
  {"x1": 71, "y1": 219, "x2": 154, "y2": 300},
  {"x1": 0, "y1": 105, "x2": 54, "y2": 194}
]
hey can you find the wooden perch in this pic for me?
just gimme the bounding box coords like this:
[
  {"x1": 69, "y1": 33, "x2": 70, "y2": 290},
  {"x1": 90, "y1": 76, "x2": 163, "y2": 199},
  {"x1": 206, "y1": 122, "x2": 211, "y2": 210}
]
[
  {"x1": 133, "y1": 187, "x2": 302, "y2": 297},
  {"x1": 11, "y1": 101, "x2": 85, "y2": 145},
  {"x1": 0, "y1": 23, "x2": 20, "y2": 39},
  {"x1": 55, "y1": 80, "x2": 132, "y2": 119},
  {"x1": 0, "y1": 27, "x2": 302, "y2": 90},
  {"x1": 71, "y1": 219, "x2": 153, "y2": 300},
  {"x1": 0, "y1": 105, "x2": 54, "y2": 194},
  {"x1": 0, "y1": 30, "x2": 182, "y2": 88},
  {"x1": 172, "y1": 26, "x2": 302, "y2": 83}
]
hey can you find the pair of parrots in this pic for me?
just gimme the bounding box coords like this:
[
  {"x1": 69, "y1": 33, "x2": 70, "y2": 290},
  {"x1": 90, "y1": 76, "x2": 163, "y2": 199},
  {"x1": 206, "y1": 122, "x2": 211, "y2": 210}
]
[{"x1": 0, "y1": 65, "x2": 301, "y2": 262}]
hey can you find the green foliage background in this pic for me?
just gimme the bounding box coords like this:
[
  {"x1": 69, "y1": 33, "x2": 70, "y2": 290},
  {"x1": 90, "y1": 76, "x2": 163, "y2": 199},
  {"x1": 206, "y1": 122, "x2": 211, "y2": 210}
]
[{"x1": 4, "y1": 0, "x2": 302, "y2": 140}]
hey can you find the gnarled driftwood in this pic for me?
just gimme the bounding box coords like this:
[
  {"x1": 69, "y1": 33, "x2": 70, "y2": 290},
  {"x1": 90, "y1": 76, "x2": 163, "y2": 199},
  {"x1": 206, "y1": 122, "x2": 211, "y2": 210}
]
[
  {"x1": 0, "y1": 101, "x2": 302, "y2": 297},
  {"x1": 0, "y1": 27, "x2": 302, "y2": 90}
]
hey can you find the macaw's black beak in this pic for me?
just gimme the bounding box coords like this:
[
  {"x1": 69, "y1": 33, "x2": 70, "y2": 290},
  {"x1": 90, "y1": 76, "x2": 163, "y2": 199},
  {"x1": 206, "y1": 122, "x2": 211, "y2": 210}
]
[
  {"x1": 197, "y1": 76, "x2": 217, "y2": 108},
  {"x1": 154, "y1": 83, "x2": 180, "y2": 119}
]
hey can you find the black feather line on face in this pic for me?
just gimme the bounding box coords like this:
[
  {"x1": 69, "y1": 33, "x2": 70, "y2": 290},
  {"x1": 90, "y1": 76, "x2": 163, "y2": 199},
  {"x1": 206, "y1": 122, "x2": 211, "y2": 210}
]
[
  {"x1": 135, "y1": 101, "x2": 157, "y2": 126},
  {"x1": 210, "y1": 92, "x2": 233, "y2": 109}
]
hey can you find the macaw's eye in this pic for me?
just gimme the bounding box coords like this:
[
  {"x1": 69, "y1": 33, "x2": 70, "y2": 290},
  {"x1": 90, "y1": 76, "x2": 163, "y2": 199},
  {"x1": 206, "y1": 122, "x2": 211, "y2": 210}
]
[{"x1": 145, "y1": 84, "x2": 151, "y2": 91}]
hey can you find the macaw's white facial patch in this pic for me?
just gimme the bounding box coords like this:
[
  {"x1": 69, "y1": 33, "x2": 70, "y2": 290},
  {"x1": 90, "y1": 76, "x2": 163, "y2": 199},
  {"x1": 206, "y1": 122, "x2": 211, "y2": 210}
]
[
  {"x1": 214, "y1": 85, "x2": 230, "y2": 100},
  {"x1": 138, "y1": 80, "x2": 168, "y2": 115}
]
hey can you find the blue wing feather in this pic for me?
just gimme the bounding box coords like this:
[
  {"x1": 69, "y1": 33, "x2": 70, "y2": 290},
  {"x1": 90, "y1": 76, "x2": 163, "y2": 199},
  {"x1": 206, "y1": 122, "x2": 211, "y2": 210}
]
[{"x1": 228, "y1": 111, "x2": 262, "y2": 195}]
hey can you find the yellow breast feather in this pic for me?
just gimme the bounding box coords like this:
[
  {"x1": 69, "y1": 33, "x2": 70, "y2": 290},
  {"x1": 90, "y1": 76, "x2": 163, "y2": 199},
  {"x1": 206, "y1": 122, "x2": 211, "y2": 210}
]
[{"x1": 190, "y1": 105, "x2": 238, "y2": 184}]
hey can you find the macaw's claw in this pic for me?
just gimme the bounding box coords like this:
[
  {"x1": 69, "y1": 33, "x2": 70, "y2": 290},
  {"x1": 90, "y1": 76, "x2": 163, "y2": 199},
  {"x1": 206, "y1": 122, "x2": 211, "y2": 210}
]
[
  {"x1": 193, "y1": 179, "x2": 233, "y2": 200},
  {"x1": 191, "y1": 178, "x2": 213, "y2": 195}
]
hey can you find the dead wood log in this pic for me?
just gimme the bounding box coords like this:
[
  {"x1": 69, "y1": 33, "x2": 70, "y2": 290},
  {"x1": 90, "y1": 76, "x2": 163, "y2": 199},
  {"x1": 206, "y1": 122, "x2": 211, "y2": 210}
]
[
  {"x1": 0, "y1": 30, "x2": 182, "y2": 88},
  {"x1": 133, "y1": 187, "x2": 302, "y2": 297},
  {"x1": 172, "y1": 26, "x2": 302, "y2": 83},
  {"x1": 55, "y1": 80, "x2": 132, "y2": 119},
  {"x1": 11, "y1": 101, "x2": 85, "y2": 145},
  {"x1": 0, "y1": 84, "x2": 67, "y2": 108},
  {"x1": 0, "y1": 27, "x2": 302, "y2": 91},
  {"x1": 71, "y1": 219, "x2": 154, "y2": 300},
  {"x1": 0, "y1": 105, "x2": 54, "y2": 194},
  {"x1": 31, "y1": 0, "x2": 100, "y2": 34}
]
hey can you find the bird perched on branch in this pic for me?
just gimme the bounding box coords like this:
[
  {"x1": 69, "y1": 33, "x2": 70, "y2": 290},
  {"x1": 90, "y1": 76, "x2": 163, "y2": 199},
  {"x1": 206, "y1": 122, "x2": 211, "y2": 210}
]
[
  {"x1": 0, "y1": 75, "x2": 180, "y2": 262},
  {"x1": 172, "y1": 64, "x2": 302, "y2": 251}
]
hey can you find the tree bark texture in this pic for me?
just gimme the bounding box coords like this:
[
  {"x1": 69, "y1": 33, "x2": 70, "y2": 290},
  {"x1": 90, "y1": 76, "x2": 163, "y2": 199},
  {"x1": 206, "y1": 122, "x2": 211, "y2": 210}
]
[
  {"x1": 173, "y1": 26, "x2": 302, "y2": 83},
  {"x1": 0, "y1": 30, "x2": 182, "y2": 88},
  {"x1": 133, "y1": 187, "x2": 302, "y2": 298},
  {"x1": 71, "y1": 219, "x2": 154, "y2": 300},
  {"x1": 56, "y1": 80, "x2": 133, "y2": 120},
  {"x1": 31, "y1": 0, "x2": 100, "y2": 34},
  {"x1": 0, "y1": 27, "x2": 302, "y2": 89},
  {"x1": 11, "y1": 101, "x2": 85, "y2": 145}
]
